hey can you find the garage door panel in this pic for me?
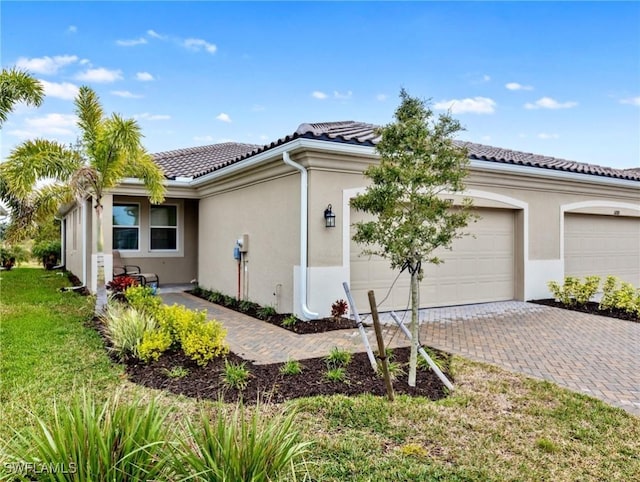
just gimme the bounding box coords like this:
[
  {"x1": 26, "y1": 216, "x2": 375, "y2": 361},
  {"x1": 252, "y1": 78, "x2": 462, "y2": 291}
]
[
  {"x1": 565, "y1": 214, "x2": 640, "y2": 285},
  {"x1": 350, "y1": 208, "x2": 515, "y2": 310}
]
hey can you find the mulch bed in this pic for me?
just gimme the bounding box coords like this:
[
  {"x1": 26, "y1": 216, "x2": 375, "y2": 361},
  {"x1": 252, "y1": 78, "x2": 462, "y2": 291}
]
[
  {"x1": 530, "y1": 299, "x2": 639, "y2": 323},
  {"x1": 125, "y1": 347, "x2": 451, "y2": 404}
]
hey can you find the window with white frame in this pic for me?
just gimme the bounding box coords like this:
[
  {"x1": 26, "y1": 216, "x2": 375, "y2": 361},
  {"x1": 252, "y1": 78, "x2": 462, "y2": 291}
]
[
  {"x1": 150, "y1": 205, "x2": 177, "y2": 250},
  {"x1": 113, "y1": 204, "x2": 140, "y2": 250}
]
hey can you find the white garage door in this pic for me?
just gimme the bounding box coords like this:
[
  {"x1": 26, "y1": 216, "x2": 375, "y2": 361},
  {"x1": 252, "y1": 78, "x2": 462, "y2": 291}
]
[
  {"x1": 350, "y1": 208, "x2": 515, "y2": 312},
  {"x1": 565, "y1": 213, "x2": 640, "y2": 285}
]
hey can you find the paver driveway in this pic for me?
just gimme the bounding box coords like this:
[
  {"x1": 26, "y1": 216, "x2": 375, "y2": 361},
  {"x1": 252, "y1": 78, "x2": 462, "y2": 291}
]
[{"x1": 161, "y1": 293, "x2": 639, "y2": 416}]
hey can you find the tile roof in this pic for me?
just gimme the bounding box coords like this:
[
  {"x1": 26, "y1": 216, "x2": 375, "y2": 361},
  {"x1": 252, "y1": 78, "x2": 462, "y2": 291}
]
[
  {"x1": 153, "y1": 121, "x2": 640, "y2": 182},
  {"x1": 152, "y1": 142, "x2": 260, "y2": 179}
]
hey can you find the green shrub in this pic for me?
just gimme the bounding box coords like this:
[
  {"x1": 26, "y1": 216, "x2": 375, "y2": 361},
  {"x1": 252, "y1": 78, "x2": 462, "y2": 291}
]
[
  {"x1": 0, "y1": 245, "x2": 29, "y2": 270},
  {"x1": 31, "y1": 239, "x2": 61, "y2": 269},
  {"x1": 282, "y1": 314, "x2": 298, "y2": 328},
  {"x1": 257, "y1": 305, "x2": 277, "y2": 320},
  {"x1": 100, "y1": 303, "x2": 157, "y2": 360},
  {"x1": 324, "y1": 346, "x2": 352, "y2": 369},
  {"x1": 599, "y1": 276, "x2": 640, "y2": 315},
  {"x1": 182, "y1": 320, "x2": 229, "y2": 366},
  {"x1": 176, "y1": 403, "x2": 310, "y2": 482},
  {"x1": 222, "y1": 360, "x2": 251, "y2": 390},
  {"x1": 207, "y1": 291, "x2": 225, "y2": 304},
  {"x1": 125, "y1": 285, "x2": 162, "y2": 315},
  {"x1": 548, "y1": 275, "x2": 601, "y2": 306},
  {"x1": 3, "y1": 390, "x2": 172, "y2": 481},
  {"x1": 157, "y1": 304, "x2": 208, "y2": 344},
  {"x1": 138, "y1": 329, "x2": 173, "y2": 362},
  {"x1": 325, "y1": 367, "x2": 347, "y2": 383},
  {"x1": 280, "y1": 359, "x2": 303, "y2": 376},
  {"x1": 417, "y1": 347, "x2": 447, "y2": 373},
  {"x1": 239, "y1": 299, "x2": 258, "y2": 312}
]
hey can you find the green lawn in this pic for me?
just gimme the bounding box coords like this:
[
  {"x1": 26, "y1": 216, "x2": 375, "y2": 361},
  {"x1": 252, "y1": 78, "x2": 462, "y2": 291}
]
[{"x1": 1, "y1": 267, "x2": 639, "y2": 481}]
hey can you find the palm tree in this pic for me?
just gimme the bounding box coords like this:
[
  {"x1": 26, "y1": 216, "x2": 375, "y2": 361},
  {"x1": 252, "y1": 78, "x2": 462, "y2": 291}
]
[
  {"x1": 0, "y1": 86, "x2": 165, "y2": 312},
  {"x1": 0, "y1": 67, "x2": 45, "y2": 127}
]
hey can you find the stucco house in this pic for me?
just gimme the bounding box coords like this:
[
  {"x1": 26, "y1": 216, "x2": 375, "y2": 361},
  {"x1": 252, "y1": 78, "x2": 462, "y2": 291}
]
[{"x1": 59, "y1": 121, "x2": 640, "y2": 319}]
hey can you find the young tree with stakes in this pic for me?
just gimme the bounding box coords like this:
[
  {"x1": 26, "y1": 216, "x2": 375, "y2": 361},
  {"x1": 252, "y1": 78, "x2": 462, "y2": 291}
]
[
  {"x1": 351, "y1": 89, "x2": 475, "y2": 386},
  {"x1": 0, "y1": 86, "x2": 165, "y2": 314}
]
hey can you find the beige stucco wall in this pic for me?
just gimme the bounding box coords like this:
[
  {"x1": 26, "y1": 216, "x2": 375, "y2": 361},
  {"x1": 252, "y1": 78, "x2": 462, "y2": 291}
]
[
  {"x1": 110, "y1": 196, "x2": 198, "y2": 284},
  {"x1": 197, "y1": 167, "x2": 300, "y2": 312}
]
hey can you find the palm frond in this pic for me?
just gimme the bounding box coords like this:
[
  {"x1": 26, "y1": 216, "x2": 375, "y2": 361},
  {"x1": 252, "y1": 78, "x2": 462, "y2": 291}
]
[
  {"x1": 2, "y1": 139, "x2": 81, "y2": 199},
  {"x1": 75, "y1": 86, "x2": 104, "y2": 153},
  {"x1": 124, "y1": 153, "x2": 166, "y2": 204},
  {"x1": 0, "y1": 67, "x2": 44, "y2": 126}
]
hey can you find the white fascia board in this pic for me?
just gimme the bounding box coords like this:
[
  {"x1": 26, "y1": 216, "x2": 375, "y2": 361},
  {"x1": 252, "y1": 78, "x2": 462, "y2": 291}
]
[
  {"x1": 470, "y1": 159, "x2": 640, "y2": 190},
  {"x1": 115, "y1": 178, "x2": 199, "y2": 199}
]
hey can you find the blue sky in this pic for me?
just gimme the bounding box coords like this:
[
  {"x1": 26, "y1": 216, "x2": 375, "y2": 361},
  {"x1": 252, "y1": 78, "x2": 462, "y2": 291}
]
[{"x1": 2, "y1": 1, "x2": 639, "y2": 169}]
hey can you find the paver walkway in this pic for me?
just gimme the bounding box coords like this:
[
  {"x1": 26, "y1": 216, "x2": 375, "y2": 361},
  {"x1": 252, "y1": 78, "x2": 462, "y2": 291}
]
[{"x1": 161, "y1": 293, "x2": 640, "y2": 416}]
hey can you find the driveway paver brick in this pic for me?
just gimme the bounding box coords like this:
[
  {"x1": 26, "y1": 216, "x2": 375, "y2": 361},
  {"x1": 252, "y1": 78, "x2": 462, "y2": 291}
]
[{"x1": 161, "y1": 293, "x2": 639, "y2": 416}]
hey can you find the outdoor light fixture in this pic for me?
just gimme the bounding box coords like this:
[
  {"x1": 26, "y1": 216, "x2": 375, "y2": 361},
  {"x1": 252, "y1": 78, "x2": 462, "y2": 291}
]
[{"x1": 324, "y1": 204, "x2": 336, "y2": 228}]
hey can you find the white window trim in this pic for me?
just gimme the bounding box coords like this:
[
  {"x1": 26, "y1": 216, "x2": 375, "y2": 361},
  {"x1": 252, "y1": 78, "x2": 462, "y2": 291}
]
[
  {"x1": 149, "y1": 203, "x2": 179, "y2": 252},
  {"x1": 113, "y1": 202, "x2": 141, "y2": 252}
]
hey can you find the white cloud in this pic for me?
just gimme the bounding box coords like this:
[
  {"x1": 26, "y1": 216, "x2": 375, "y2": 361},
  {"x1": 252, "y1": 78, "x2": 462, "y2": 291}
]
[
  {"x1": 333, "y1": 90, "x2": 352, "y2": 100},
  {"x1": 24, "y1": 113, "x2": 77, "y2": 135},
  {"x1": 193, "y1": 135, "x2": 214, "y2": 142},
  {"x1": 16, "y1": 55, "x2": 78, "y2": 75},
  {"x1": 75, "y1": 67, "x2": 123, "y2": 83},
  {"x1": 116, "y1": 37, "x2": 148, "y2": 47},
  {"x1": 376, "y1": 94, "x2": 388, "y2": 102},
  {"x1": 481, "y1": 135, "x2": 492, "y2": 142},
  {"x1": 312, "y1": 91, "x2": 328, "y2": 100},
  {"x1": 506, "y1": 82, "x2": 533, "y2": 91},
  {"x1": 134, "y1": 113, "x2": 171, "y2": 121},
  {"x1": 135, "y1": 72, "x2": 154, "y2": 82},
  {"x1": 524, "y1": 97, "x2": 578, "y2": 110},
  {"x1": 251, "y1": 104, "x2": 265, "y2": 112},
  {"x1": 537, "y1": 133, "x2": 560, "y2": 139},
  {"x1": 620, "y1": 96, "x2": 640, "y2": 106},
  {"x1": 483, "y1": 74, "x2": 491, "y2": 82},
  {"x1": 111, "y1": 90, "x2": 143, "y2": 99},
  {"x1": 40, "y1": 80, "x2": 79, "y2": 100},
  {"x1": 434, "y1": 97, "x2": 496, "y2": 114},
  {"x1": 183, "y1": 38, "x2": 217, "y2": 54},
  {"x1": 79, "y1": 59, "x2": 90, "y2": 65},
  {"x1": 147, "y1": 29, "x2": 166, "y2": 39},
  {"x1": 259, "y1": 134, "x2": 269, "y2": 141},
  {"x1": 216, "y1": 113, "x2": 231, "y2": 123},
  {"x1": 67, "y1": 25, "x2": 77, "y2": 34}
]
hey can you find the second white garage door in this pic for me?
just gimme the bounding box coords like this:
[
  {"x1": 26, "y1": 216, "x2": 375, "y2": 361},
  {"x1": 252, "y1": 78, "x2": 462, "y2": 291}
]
[
  {"x1": 564, "y1": 213, "x2": 640, "y2": 285},
  {"x1": 350, "y1": 208, "x2": 516, "y2": 312}
]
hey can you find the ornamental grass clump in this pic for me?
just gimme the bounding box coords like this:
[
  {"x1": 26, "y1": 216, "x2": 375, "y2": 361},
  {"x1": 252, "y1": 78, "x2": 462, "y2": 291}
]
[
  {"x1": 176, "y1": 403, "x2": 311, "y2": 482},
  {"x1": 100, "y1": 301, "x2": 157, "y2": 360},
  {"x1": 2, "y1": 390, "x2": 172, "y2": 482}
]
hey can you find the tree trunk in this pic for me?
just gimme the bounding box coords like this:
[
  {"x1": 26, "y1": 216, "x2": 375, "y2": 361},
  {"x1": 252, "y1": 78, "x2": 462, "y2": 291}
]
[
  {"x1": 408, "y1": 268, "x2": 420, "y2": 387},
  {"x1": 94, "y1": 201, "x2": 107, "y2": 316}
]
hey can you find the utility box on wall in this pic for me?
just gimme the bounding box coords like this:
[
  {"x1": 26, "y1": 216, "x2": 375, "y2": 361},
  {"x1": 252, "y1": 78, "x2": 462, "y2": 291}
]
[{"x1": 238, "y1": 234, "x2": 249, "y2": 253}]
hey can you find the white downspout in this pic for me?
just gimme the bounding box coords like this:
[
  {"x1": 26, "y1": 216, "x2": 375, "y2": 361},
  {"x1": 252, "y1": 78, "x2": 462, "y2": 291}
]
[
  {"x1": 283, "y1": 151, "x2": 320, "y2": 319},
  {"x1": 82, "y1": 199, "x2": 88, "y2": 287}
]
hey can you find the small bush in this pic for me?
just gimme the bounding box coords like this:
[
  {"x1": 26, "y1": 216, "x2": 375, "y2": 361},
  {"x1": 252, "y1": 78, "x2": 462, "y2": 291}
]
[
  {"x1": 417, "y1": 347, "x2": 447, "y2": 373},
  {"x1": 599, "y1": 276, "x2": 640, "y2": 316},
  {"x1": 282, "y1": 314, "x2": 298, "y2": 328},
  {"x1": 181, "y1": 320, "x2": 229, "y2": 366},
  {"x1": 207, "y1": 291, "x2": 225, "y2": 304},
  {"x1": 325, "y1": 367, "x2": 347, "y2": 383},
  {"x1": 222, "y1": 360, "x2": 251, "y2": 390},
  {"x1": 1, "y1": 245, "x2": 30, "y2": 270},
  {"x1": 3, "y1": 390, "x2": 172, "y2": 481},
  {"x1": 176, "y1": 403, "x2": 310, "y2": 482},
  {"x1": 331, "y1": 299, "x2": 348, "y2": 319},
  {"x1": 223, "y1": 294, "x2": 239, "y2": 309},
  {"x1": 157, "y1": 304, "x2": 208, "y2": 344},
  {"x1": 138, "y1": 329, "x2": 173, "y2": 362},
  {"x1": 280, "y1": 359, "x2": 303, "y2": 376},
  {"x1": 101, "y1": 303, "x2": 156, "y2": 360},
  {"x1": 547, "y1": 275, "x2": 601, "y2": 306},
  {"x1": 599, "y1": 275, "x2": 620, "y2": 311},
  {"x1": 31, "y1": 239, "x2": 61, "y2": 269},
  {"x1": 164, "y1": 366, "x2": 189, "y2": 378},
  {"x1": 107, "y1": 275, "x2": 139, "y2": 294},
  {"x1": 125, "y1": 285, "x2": 162, "y2": 315},
  {"x1": 257, "y1": 305, "x2": 277, "y2": 320},
  {"x1": 324, "y1": 346, "x2": 352, "y2": 369},
  {"x1": 239, "y1": 299, "x2": 258, "y2": 312}
]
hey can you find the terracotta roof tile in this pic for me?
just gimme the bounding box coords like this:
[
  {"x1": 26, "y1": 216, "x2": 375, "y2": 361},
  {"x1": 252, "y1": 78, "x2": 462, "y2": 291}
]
[
  {"x1": 152, "y1": 121, "x2": 640, "y2": 182},
  {"x1": 152, "y1": 142, "x2": 260, "y2": 179}
]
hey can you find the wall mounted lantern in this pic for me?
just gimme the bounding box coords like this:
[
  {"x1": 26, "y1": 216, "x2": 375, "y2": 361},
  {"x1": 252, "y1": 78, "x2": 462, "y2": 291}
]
[{"x1": 324, "y1": 204, "x2": 336, "y2": 228}]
